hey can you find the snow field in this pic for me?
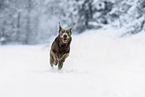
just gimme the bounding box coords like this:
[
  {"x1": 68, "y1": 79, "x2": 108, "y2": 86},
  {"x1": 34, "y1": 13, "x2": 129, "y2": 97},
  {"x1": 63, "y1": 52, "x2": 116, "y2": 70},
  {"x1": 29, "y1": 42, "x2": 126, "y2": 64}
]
[{"x1": 0, "y1": 29, "x2": 145, "y2": 97}]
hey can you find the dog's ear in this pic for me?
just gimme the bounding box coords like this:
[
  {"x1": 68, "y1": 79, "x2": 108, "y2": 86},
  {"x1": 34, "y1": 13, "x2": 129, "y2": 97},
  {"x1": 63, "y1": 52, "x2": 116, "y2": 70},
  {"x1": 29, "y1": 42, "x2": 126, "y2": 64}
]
[
  {"x1": 70, "y1": 24, "x2": 73, "y2": 31},
  {"x1": 70, "y1": 24, "x2": 73, "y2": 35},
  {"x1": 59, "y1": 22, "x2": 62, "y2": 33}
]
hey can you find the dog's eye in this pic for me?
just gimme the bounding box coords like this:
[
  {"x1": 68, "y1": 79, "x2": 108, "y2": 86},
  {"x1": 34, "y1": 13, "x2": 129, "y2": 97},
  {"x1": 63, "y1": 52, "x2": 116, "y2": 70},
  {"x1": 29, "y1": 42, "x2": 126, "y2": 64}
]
[
  {"x1": 66, "y1": 31, "x2": 69, "y2": 34},
  {"x1": 62, "y1": 31, "x2": 65, "y2": 33}
]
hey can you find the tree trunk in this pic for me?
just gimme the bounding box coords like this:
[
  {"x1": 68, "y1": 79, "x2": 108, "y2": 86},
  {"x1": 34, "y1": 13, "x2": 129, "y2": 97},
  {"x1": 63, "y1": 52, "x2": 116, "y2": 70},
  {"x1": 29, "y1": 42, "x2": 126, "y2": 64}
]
[
  {"x1": 16, "y1": 12, "x2": 21, "y2": 42},
  {"x1": 24, "y1": 0, "x2": 32, "y2": 44}
]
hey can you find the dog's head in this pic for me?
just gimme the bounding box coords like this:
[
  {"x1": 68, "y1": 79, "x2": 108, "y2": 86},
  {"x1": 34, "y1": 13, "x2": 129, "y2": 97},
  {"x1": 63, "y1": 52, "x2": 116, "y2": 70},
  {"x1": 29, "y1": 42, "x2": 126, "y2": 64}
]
[{"x1": 58, "y1": 22, "x2": 73, "y2": 44}]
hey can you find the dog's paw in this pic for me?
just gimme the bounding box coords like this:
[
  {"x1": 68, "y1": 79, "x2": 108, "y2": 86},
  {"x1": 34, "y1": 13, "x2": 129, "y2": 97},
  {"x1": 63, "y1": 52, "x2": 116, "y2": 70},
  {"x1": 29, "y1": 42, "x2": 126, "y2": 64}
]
[{"x1": 54, "y1": 60, "x2": 58, "y2": 66}]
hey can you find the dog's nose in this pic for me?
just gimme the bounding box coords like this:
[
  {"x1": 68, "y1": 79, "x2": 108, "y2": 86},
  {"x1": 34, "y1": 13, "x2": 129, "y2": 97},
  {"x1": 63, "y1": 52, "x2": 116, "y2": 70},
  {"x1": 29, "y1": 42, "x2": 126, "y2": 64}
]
[{"x1": 64, "y1": 35, "x2": 67, "y2": 39}]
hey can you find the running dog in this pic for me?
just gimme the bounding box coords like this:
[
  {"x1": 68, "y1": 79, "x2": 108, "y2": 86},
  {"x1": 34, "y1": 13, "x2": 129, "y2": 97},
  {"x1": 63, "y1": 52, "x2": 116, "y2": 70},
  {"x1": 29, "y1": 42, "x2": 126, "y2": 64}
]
[{"x1": 50, "y1": 22, "x2": 73, "y2": 70}]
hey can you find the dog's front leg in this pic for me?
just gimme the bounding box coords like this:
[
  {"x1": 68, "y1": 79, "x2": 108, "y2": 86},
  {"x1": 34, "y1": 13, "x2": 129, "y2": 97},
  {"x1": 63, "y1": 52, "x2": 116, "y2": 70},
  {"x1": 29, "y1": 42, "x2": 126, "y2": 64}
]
[
  {"x1": 60, "y1": 53, "x2": 69, "y2": 62},
  {"x1": 50, "y1": 50, "x2": 58, "y2": 66},
  {"x1": 58, "y1": 53, "x2": 69, "y2": 70}
]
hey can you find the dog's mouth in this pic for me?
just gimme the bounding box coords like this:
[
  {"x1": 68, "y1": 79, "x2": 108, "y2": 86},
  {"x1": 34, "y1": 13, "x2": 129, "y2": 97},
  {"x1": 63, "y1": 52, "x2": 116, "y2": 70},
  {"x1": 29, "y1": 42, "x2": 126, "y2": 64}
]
[
  {"x1": 60, "y1": 34, "x2": 70, "y2": 44},
  {"x1": 62, "y1": 38, "x2": 68, "y2": 43}
]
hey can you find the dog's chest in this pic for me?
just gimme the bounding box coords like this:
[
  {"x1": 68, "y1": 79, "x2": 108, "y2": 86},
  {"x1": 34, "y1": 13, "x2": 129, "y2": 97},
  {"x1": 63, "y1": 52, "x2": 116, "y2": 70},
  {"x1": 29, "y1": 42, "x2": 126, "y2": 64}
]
[
  {"x1": 57, "y1": 45, "x2": 67, "y2": 54},
  {"x1": 52, "y1": 37, "x2": 70, "y2": 58},
  {"x1": 57, "y1": 45, "x2": 68, "y2": 56}
]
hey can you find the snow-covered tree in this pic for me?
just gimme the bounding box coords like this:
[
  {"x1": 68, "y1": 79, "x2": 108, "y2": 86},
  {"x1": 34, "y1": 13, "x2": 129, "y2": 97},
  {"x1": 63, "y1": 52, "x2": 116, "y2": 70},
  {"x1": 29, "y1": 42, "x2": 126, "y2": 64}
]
[{"x1": 0, "y1": 0, "x2": 145, "y2": 45}]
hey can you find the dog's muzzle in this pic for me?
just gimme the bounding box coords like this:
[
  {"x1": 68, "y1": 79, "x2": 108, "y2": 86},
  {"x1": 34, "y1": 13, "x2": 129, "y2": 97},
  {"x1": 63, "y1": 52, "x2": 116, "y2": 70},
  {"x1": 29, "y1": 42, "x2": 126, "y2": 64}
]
[{"x1": 61, "y1": 33, "x2": 69, "y2": 43}]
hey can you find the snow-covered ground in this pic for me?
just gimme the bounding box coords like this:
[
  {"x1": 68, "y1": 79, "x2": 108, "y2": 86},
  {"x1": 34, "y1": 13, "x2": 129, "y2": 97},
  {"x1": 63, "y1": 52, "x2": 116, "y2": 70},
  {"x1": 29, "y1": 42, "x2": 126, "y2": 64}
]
[{"x1": 0, "y1": 29, "x2": 145, "y2": 97}]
